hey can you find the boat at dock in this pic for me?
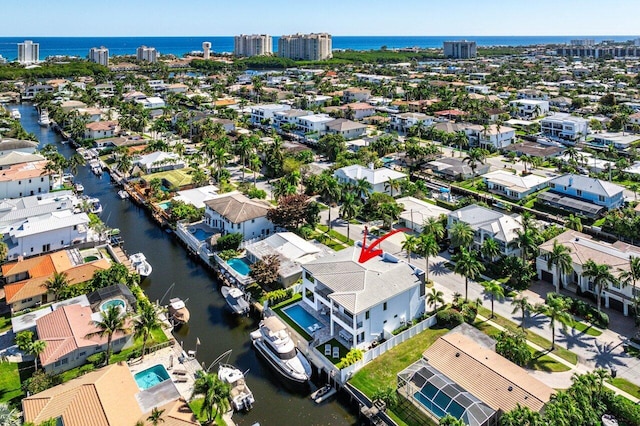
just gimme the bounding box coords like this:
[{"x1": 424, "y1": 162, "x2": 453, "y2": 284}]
[
  {"x1": 130, "y1": 252, "x2": 152, "y2": 277},
  {"x1": 118, "y1": 190, "x2": 129, "y2": 199},
  {"x1": 218, "y1": 363, "x2": 255, "y2": 411},
  {"x1": 10, "y1": 109, "x2": 20, "y2": 120},
  {"x1": 167, "y1": 297, "x2": 190, "y2": 325},
  {"x1": 310, "y1": 384, "x2": 337, "y2": 404},
  {"x1": 38, "y1": 110, "x2": 50, "y2": 126},
  {"x1": 74, "y1": 182, "x2": 84, "y2": 193},
  {"x1": 250, "y1": 316, "x2": 312, "y2": 385},
  {"x1": 221, "y1": 286, "x2": 250, "y2": 315}
]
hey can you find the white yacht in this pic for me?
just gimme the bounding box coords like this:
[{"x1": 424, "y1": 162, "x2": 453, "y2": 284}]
[
  {"x1": 10, "y1": 109, "x2": 20, "y2": 120},
  {"x1": 118, "y1": 190, "x2": 129, "y2": 199},
  {"x1": 250, "y1": 316, "x2": 312, "y2": 384},
  {"x1": 38, "y1": 109, "x2": 50, "y2": 126},
  {"x1": 218, "y1": 363, "x2": 255, "y2": 411},
  {"x1": 130, "y1": 252, "x2": 152, "y2": 277},
  {"x1": 221, "y1": 286, "x2": 250, "y2": 315}
]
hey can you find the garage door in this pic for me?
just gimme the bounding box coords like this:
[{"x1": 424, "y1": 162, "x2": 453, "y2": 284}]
[{"x1": 540, "y1": 270, "x2": 554, "y2": 284}]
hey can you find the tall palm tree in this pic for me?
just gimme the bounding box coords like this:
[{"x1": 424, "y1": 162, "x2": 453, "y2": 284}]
[
  {"x1": 115, "y1": 153, "x2": 133, "y2": 178},
  {"x1": 463, "y1": 148, "x2": 487, "y2": 181},
  {"x1": 212, "y1": 146, "x2": 230, "y2": 183},
  {"x1": 450, "y1": 221, "x2": 474, "y2": 250},
  {"x1": 85, "y1": 305, "x2": 130, "y2": 366},
  {"x1": 417, "y1": 234, "x2": 439, "y2": 282},
  {"x1": 29, "y1": 339, "x2": 47, "y2": 372},
  {"x1": 235, "y1": 135, "x2": 253, "y2": 182},
  {"x1": 339, "y1": 192, "x2": 360, "y2": 242},
  {"x1": 44, "y1": 272, "x2": 70, "y2": 302},
  {"x1": 480, "y1": 237, "x2": 500, "y2": 261},
  {"x1": 133, "y1": 303, "x2": 162, "y2": 360},
  {"x1": 565, "y1": 214, "x2": 583, "y2": 232},
  {"x1": 319, "y1": 175, "x2": 340, "y2": 231},
  {"x1": 353, "y1": 178, "x2": 372, "y2": 199},
  {"x1": 401, "y1": 235, "x2": 419, "y2": 264},
  {"x1": 249, "y1": 154, "x2": 262, "y2": 185},
  {"x1": 546, "y1": 240, "x2": 573, "y2": 294},
  {"x1": 619, "y1": 256, "x2": 640, "y2": 317},
  {"x1": 422, "y1": 216, "x2": 445, "y2": 241},
  {"x1": 191, "y1": 372, "x2": 231, "y2": 423},
  {"x1": 511, "y1": 295, "x2": 532, "y2": 330},
  {"x1": 483, "y1": 281, "x2": 505, "y2": 318},
  {"x1": 509, "y1": 228, "x2": 539, "y2": 263},
  {"x1": 582, "y1": 259, "x2": 618, "y2": 312},
  {"x1": 452, "y1": 248, "x2": 485, "y2": 301},
  {"x1": 536, "y1": 296, "x2": 571, "y2": 350},
  {"x1": 384, "y1": 179, "x2": 401, "y2": 198},
  {"x1": 147, "y1": 407, "x2": 165, "y2": 425},
  {"x1": 426, "y1": 288, "x2": 444, "y2": 312}
]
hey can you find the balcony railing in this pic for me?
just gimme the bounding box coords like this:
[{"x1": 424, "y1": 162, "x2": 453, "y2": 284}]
[{"x1": 332, "y1": 309, "x2": 354, "y2": 328}]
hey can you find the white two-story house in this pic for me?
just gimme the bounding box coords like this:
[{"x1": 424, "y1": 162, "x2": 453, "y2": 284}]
[
  {"x1": 204, "y1": 192, "x2": 274, "y2": 240},
  {"x1": 334, "y1": 164, "x2": 407, "y2": 198},
  {"x1": 250, "y1": 104, "x2": 291, "y2": 126},
  {"x1": 509, "y1": 99, "x2": 550, "y2": 119},
  {"x1": 300, "y1": 247, "x2": 426, "y2": 348},
  {"x1": 540, "y1": 113, "x2": 589, "y2": 143},
  {"x1": 389, "y1": 112, "x2": 434, "y2": 135},
  {"x1": 482, "y1": 170, "x2": 552, "y2": 200},
  {"x1": 0, "y1": 159, "x2": 51, "y2": 199}
]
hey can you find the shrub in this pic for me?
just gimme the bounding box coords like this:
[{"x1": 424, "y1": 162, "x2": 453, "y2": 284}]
[
  {"x1": 246, "y1": 186, "x2": 267, "y2": 199},
  {"x1": 547, "y1": 293, "x2": 609, "y2": 328},
  {"x1": 87, "y1": 352, "x2": 106, "y2": 366},
  {"x1": 495, "y1": 329, "x2": 531, "y2": 367},
  {"x1": 436, "y1": 309, "x2": 463, "y2": 328},
  {"x1": 461, "y1": 304, "x2": 477, "y2": 324},
  {"x1": 216, "y1": 233, "x2": 243, "y2": 251},
  {"x1": 336, "y1": 348, "x2": 364, "y2": 369},
  {"x1": 23, "y1": 370, "x2": 60, "y2": 394},
  {"x1": 78, "y1": 363, "x2": 95, "y2": 375},
  {"x1": 265, "y1": 289, "x2": 293, "y2": 305},
  {"x1": 218, "y1": 249, "x2": 239, "y2": 261}
]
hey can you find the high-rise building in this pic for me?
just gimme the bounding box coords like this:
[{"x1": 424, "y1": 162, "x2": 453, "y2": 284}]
[
  {"x1": 443, "y1": 40, "x2": 477, "y2": 59},
  {"x1": 234, "y1": 34, "x2": 273, "y2": 57},
  {"x1": 17, "y1": 40, "x2": 39, "y2": 64},
  {"x1": 277, "y1": 33, "x2": 332, "y2": 61},
  {"x1": 202, "y1": 41, "x2": 212, "y2": 60},
  {"x1": 136, "y1": 46, "x2": 158, "y2": 63},
  {"x1": 571, "y1": 39, "x2": 595, "y2": 46},
  {"x1": 88, "y1": 46, "x2": 109, "y2": 66}
]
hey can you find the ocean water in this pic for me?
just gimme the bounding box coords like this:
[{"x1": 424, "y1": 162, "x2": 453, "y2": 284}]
[{"x1": 0, "y1": 35, "x2": 636, "y2": 61}]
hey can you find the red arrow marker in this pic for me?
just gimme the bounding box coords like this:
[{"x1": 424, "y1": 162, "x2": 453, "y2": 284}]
[{"x1": 358, "y1": 227, "x2": 410, "y2": 263}]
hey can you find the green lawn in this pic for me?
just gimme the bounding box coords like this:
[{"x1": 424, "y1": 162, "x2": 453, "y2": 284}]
[
  {"x1": 188, "y1": 398, "x2": 226, "y2": 426},
  {"x1": 0, "y1": 312, "x2": 12, "y2": 333},
  {"x1": 477, "y1": 307, "x2": 578, "y2": 365},
  {"x1": 0, "y1": 363, "x2": 22, "y2": 405},
  {"x1": 607, "y1": 378, "x2": 640, "y2": 399},
  {"x1": 316, "y1": 339, "x2": 349, "y2": 365},
  {"x1": 556, "y1": 316, "x2": 602, "y2": 337},
  {"x1": 142, "y1": 168, "x2": 195, "y2": 188}
]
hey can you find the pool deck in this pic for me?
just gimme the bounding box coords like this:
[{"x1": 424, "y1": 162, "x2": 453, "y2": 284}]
[{"x1": 285, "y1": 302, "x2": 344, "y2": 347}]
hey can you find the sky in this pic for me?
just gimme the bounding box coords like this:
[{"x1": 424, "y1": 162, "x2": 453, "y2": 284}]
[{"x1": 3, "y1": 0, "x2": 640, "y2": 37}]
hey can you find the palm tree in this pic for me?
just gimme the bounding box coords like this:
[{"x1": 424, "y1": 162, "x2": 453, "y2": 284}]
[
  {"x1": 483, "y1": 281, "x2": 505, "y2": 318},
  {"x1": 452, "y1": 248, "x2": 485, "y2": 301},
  {"x1": 115, "y1": 153, "x2": 133, "y2": 178},
  {"x1": 85, "y1": 305, "x2": 130, "y2": 366},
  {"x1": 582, "y1": 259, "x2": 618, "y2": 312},
  {"x1": 319, "y1": 175, "x2": 340, "y2": 231},
  {"x1": 0, "y1": 403, "x2": 20, "y2": 426},
  {"x1": 249, "y1": 154, "x2": 262, "y2": 185},
  {"x1": 0, "y1": 241, "x2": 7, "y2": 263},
  {"x1": 44, "y1": 272, "x2": 70, "y2": 302},
  {"x1": 133, "y1": 303, "x2": 162, "y2": 360},
  {"x1": 417, "y1": 233, "x2": 439, "y2": 282},
  {"x1": 454, "y1": 130, "x2": 468, "y2": 157},
  {"x1": 422, "y1": 216, "x2": 445, "y2": 241},
  {"x1": 384, "y1": 179, "x2": 401, "y2": 198},
  {"x1": 463, "y1": 148, "x2": 487, "y2": 181},
  {"x1": 147, "y1": 407, "x2": 165, "y2": 425},
  {"x1": 450, "y1": 221, "x2": 474, "y2": 250},
  {"x1": 426, "y1": 288, "x2": 444, "y2": 312},
  {"x1": 339, "y1": 192, "x2": 360, "y2": 242},
  {"x1": 546, "y1": 240, "x2": 573, "y2": 294},
  {"x1": 191, "y1": 372, "x2": 231, "y2": 423},
  {"x1": 480, "y1": 237, "x2": 500, "y2": 261},
  {"x1": 29, "y1": 339, "x2": 47, "y2": 371},
  {"x1": 619, "y1": 256, "x2": 640, "y2": 317},
  {"x1": 235, "y1": 136, "x2": 253, "y2": 182},
  {"x1": 511, "y1": 295, "x2": 532, "y2": 330},
  {"x1": 536, "y1": 296, "x2": 571, "y2": 350},
  {"x1": 565, "y1": 214, "x2": 583, "y2": 232},
  {"x1": 212, "y1": 146, "x2": 230, "y2": 183},
  {"x1": 401, "y1": 235, "x2": 419, "y2": 264},
  {"x1": 353, "y1": 178, "x2": 372, "y2": 199},
  {"x1": 509, "y1": 228, "x2": 539, "y2": 264}
]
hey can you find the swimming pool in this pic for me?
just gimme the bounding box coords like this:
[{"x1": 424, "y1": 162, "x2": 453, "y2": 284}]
[
  {"x1": 100, "y1": 298, "x2": 126, "y2": 313},
  {"x1": 283, "y1": 304, "x2": 323, "y2": 333},
  {"x1": 134, "y1": 364, "x2": 170, "y2": 390},
  {"x1": 227, "y1": 258, "x2": 251, "y2": 276},
  {"x1": 191, "y1": 228, "x2": 210, "y2": 241},
  {"x1": 158, "y1": 201, "x2": 171, "y2": 210}
]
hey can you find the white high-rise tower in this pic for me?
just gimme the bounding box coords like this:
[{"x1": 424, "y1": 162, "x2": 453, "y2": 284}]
[
  {"x1": 89, "y1": 46, "x2": 109, "y2": 66},
  {"x1": 202, "y1": 42, "x2": 211, "y2": 60},
  {"x1": 18, "y1": 40, "x2": 39, "y2": 64}
]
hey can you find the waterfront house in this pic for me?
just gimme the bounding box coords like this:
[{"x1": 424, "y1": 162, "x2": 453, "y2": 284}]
[
  {"x1": 466, "y1": 123, "x2": 517, "y2": 149},
  {"x1": 0, "y1": 138, "x2": 39, "y2": 155},
  {"x1": 325, "y1": 119, "x2": 367, "y2": 140},
  {"x1": 396, "y1": 196, "x2": 450, "y2": 233},
  {"x1": 134, "y1": 151, "x2": 185, "y2": 174},
  {"x1": 0, "y1": 159, "x2": 51, "y2": 199},
  {"x1": 389, "y1": 112, "x2": 434, "y2": 135},
  {"x1": 537, "y1": 174, "x2": 624, "y2": 217},
  {"x1": 424, "y1": 157, "x2": 490, "y2": 181},
  {"x1": 536, "y1": 230, "x2": 640, "y2": 315},
  {"x1": 296, "y1": 113, "x2": 335, "y2": 136},
  {"x1": 35, "y1": 304, "x2": 133, "y2": 374},
  {"x1": 338, "y1": 102, "x2": 376, "y2": 120},
  {"x1": 540, "y1": 113, "x2": 589, "y2": 143},
  {"x1": 245, "y1": 232, "x2": 328, "y2": 287},
  {"x1": 481, "y1": 170, "x2": 552, "y2": 200},
  {"x1": 84, "y1": 121, "x2": 119, "y2": 140},
  {"x1": 300, "y1": 247, "x2": 426, "y2": 348},
  {"x1": 250, "y1": 104, "x2": 291, "y2": 126},
  {"x1": 22, "y1": 363, "x2": 199, "y2": 426},
  {"x1": 398, "y1": 331, "x2": 553, "y2": 425},
  {"x1": 135, "y1": 96, "x2": 166, "y2": 109},
  {"x1": 204, "y1": 191, "x2": 274, "y2": 240},
  {"x1": 447, "y1": 205, "x2": 523, "y2": 258},
  {"x1": 509, "y1": 99, "x2": 549, "y2": 119},
  {"x1": 334, "y1": 164, "x2": 406, "y2": 197},
  {"x1": 342, "y1": 87, "x2": 371, "y2": 103},
  {"x1": 273, "y1": 109, "x2": 311, "y2": 130}
]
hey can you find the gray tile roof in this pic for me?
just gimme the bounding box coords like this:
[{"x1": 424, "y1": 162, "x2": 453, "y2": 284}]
[
  {"x1": 204, "y1": 192, "x2": 272, "y2": 224},
  {"x1": 549, "y1": 174, "x2": 624, "y2": 197}
]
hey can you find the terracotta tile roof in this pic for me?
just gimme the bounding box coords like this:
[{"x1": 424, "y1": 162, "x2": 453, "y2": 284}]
[
  {"x1": 85, "y1": 121, "x2": 118, "y2": 131},
  {"x1": 23, "y1": 363, "x2": 142, "y2": 426},
  {"x1": 0, "y1": 160, "x2": 50, "y2": 182},
  {"x1": 423, "y1": 333, "x2": 554, "y2": 413},
  {"x1": 5, "y1": 259, "x2": 111, "y2": 304}
]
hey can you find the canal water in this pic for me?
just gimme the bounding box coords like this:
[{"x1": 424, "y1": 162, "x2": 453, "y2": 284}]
[{"x1": 15, "y1": 104, "x2": 358, "y2": 426}]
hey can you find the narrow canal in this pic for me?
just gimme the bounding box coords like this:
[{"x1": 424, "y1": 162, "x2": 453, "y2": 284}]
[{"x1": 16, "y1": 104, "x2": 358, "y2": 426}]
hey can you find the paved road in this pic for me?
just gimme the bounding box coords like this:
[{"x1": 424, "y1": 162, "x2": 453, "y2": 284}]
[{"x1": 318, "y1": 207, "x2": 640, "y2": 389}]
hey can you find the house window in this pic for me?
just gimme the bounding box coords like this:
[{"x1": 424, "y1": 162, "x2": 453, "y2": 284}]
[
  {"x1": 304, "y1": 271, "x2": 314, "y2": 282},
  {"x1": 383, "y1": 302, "x2": 387, "y2": 311},
  {"x1": 599, "y1": 195, "x2": 605, "y2": 202},
  {"x1": 41, "y1": 177, "x2": 44, "y2": 182},
  {"x1": 28, "y1": 179, "x2": 31, "y2": 183},
  {"x1": 18, "y1": 181, "x2": 21, "y2": 185},
  {"x1": 577, "y1": 190, "x2": 582, "y2": 196},
  {"x1": 365, "y1": 310, "x2": 370, "y2": 320}
]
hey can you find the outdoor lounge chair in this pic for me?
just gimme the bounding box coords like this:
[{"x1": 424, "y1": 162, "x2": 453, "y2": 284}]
[
  {"x1": 332, "y1": 346, "x2": 340, "y2": 359},
  {"x1": 325, "y1": 344, "x2": 332, "y2": 356}
]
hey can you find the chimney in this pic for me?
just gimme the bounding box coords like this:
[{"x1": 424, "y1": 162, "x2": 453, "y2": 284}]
[{"x1": 568, "y1": 176, "x2": 574, "y2": 187}]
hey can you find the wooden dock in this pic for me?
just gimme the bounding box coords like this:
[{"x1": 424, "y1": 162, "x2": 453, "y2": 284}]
[{"x1": 110, "y1": 245, "x2": 135, "y2": 273}]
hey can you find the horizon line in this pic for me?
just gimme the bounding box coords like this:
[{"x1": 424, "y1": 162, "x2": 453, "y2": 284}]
[{"x1": 1, "y1": 34, "x2": 639, "y2": 38}]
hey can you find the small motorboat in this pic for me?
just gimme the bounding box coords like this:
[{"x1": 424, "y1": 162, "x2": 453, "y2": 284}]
[
  {"x1": 74, "y1": 182, "x2": 84, "y2": 193},
  {"x1": 130, "y1": 252, "x2": 152, "y2": 277},
  {"x1": 221, "y1": 286, "x2": 250, "y2": 315},
  {"x1": 117, "y1": 190, "x2": 129, "y2": 199},
  {"x1": 38, "y1": 109, "x2": 50, "y2": 127},
  {"x1": 310, "y1": 384, "x2": 337, "y2": 404},
  {"x1": 218, "y1": 363, "x2": 255, "y2": 411},
  {"x1": 167, "y1": 297, "x2": 190, "y2": 325},
  {"x1": 11, "y1": 110, "x2": 21, "y2": 120}
]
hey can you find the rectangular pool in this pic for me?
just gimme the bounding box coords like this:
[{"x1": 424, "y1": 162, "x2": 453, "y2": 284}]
[
  {"x1": 227, "y1": 258, "x2": 251, "y2": 276},
  {"x1": 283, "y1": 304, "x2": 323, "y2": 333},
  {"x1": 134, "y1": 364, "x2": 170, "y2": 390}
]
